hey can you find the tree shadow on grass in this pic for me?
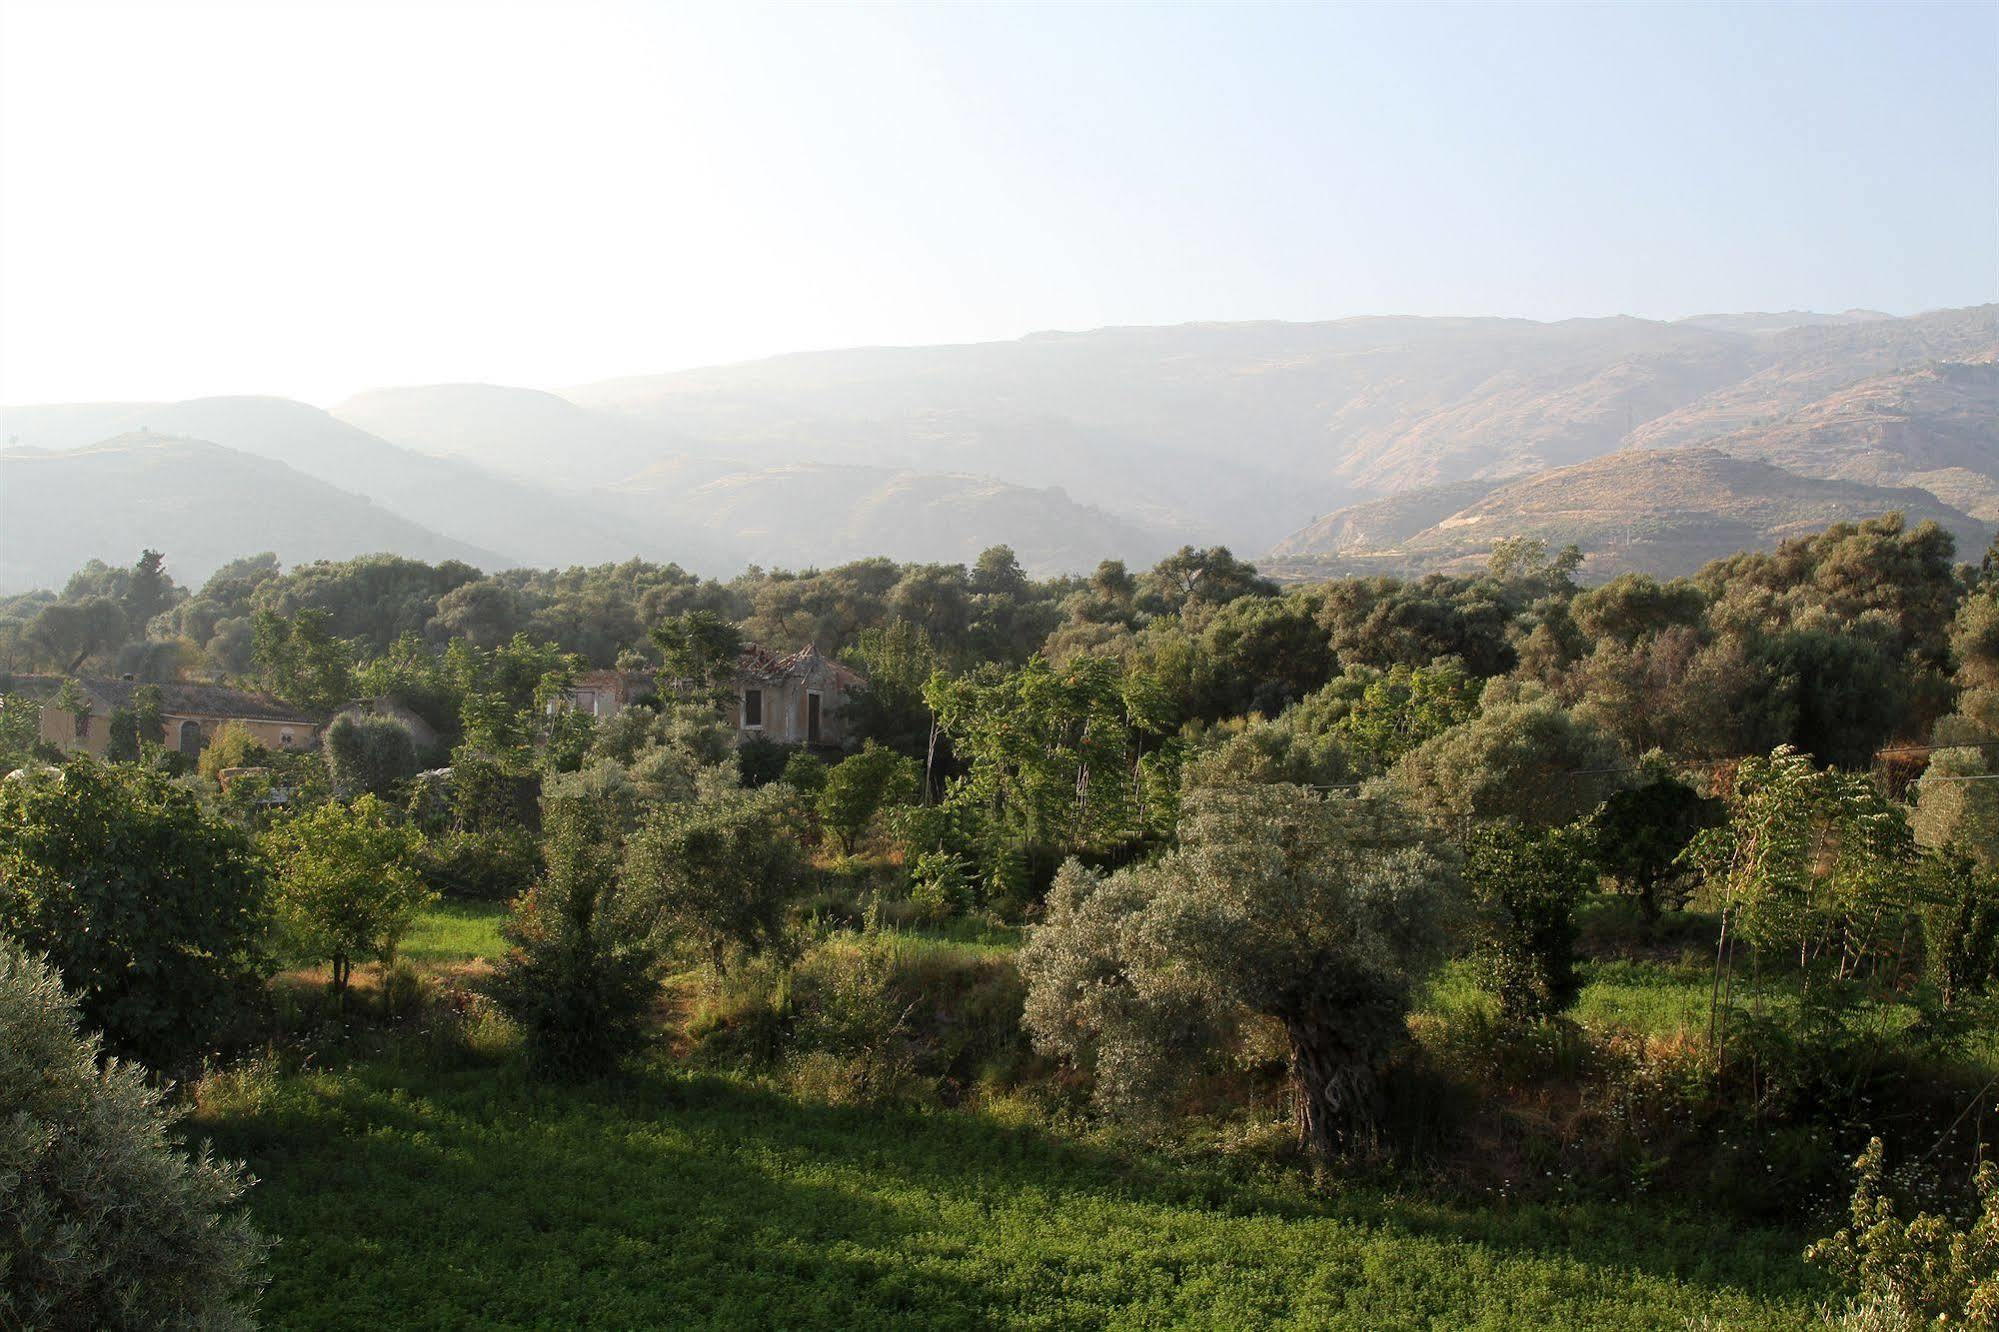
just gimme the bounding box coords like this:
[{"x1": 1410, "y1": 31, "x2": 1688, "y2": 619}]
[{"x1": 200, "y1": 1055, "x2": 1826, "y2": 1329}]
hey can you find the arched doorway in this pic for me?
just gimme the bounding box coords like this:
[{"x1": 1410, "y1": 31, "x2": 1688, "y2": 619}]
[{"x1": 177, "y1": 719, "x2": 202, "y2": 758}]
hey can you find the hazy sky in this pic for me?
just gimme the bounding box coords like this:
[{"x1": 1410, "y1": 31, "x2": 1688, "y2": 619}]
[{"x1": 1, "y1": 0, "x2": 1993, "y2": 405}]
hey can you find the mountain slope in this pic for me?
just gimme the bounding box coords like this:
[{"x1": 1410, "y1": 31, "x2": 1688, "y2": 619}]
[
  {"x1": 0, "y1": 435, "x2": 504, "y2": 591},
  {"x1": 1268, "y1": 448, "x2": 1993, "y2": 579},
  {"x1": 1626, "y1": 305, "x2": 1998, "y2": 453},
  {"x1": 1, "y1": 396, "x2": 739, "y2": 573},
  {"x1": 1677, "y1": 359, "x2": 1999, "y2": 520},
  {"x1": 607, "y1": 461, "x2": 1178, "y2": 574},
  {"x1": 331, "y1": 383, "x2": 691, "y2": 487}
]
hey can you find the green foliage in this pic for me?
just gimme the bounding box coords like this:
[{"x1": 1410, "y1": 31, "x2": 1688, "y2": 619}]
[
  {"x1": 928, "y1": 654, "x2": 1174, "y2": 904},
  {"x1": 649, "y1": 609, "x2": 743, "y2": 702},
  {"x1": 779, "y1": 748, "x2": 828, "y2": 795},
  {"x1": 1806, "y1": 1138, "x2": 1999, "y2": 1328},
  {"x1": 907, "y1": 849, "x2": 974, "y2": 924},
  {"x1": 1290, "y1": 660, "x2": 1480, "y2": 777},
  {"x1": 0, "y1": 690, "x2": 42, "y2": 770},
  {"x1": 104, "y1": 683, "x2": 166, "y2": 761},
  {"x1": 414, "y1": 827, "x2": 543, "y2": 903},
  {"x1": 1021, "y1": 780, "x2": 1462, "y2": 1157},
  {"x1": 622, "y1": 785, "x2": 811, "y2": 972},
  {"x1": 1467, "y1": 823, "x2": 1594, "y2": 1024},
  {"x1": 0, "y1": 944, "x2": 267, "y2": 1330},
  {"x1": 735, "y1": 733, "x2": 794, "y2": 787},
  {"x1": 1916, "y1": 846, "x2": 1999, "y2": 1008},
  {"x1": 197, "y1": 719, "x2": 270, "y2": 782},
  {"x1": 816, "y1": 741, "x2": 920, "y2": 854},
  {"x1": 0, "y1": 760, "x2": 270, "y2": 1069},
  {"x1": 323, "y1": 712, "x2": 420, "y2": 798},
  {"x1": 839, "y1": 620, "x2": 943, "y2": 756},
  {"x1": 264, "y1": 795, "x2": 430, "y2": 998},
  {"x1": 1391, "y1": 697, "x2": 1626, "y2": 830},
  {"x1": 1579, "y1": 772, "x2": 1722, "y2": 923},
  {"x1": 489, "y1": 800, "x2": 661, "y2": 1077},
  {"x1": 251, "y1": 607, "x2": 354, "y2": 712}
]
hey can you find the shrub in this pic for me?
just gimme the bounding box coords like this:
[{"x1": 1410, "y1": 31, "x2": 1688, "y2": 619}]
[
  {"x1": 1467, "y1": 822, "x2": 1594, "y2": 1025},
  {"x1": 0, "y1": 760, "x2": 270, "y2": 1070},
  {"x1": 415, "y1": 826, "x2": 543, "y2": 902},
  {"x1": 323, "y1": 712, "x2": 420, "y2": 798},
  {"x1": 622, "y1": 785, "x2": 811, "y2": 973},
  {"x1": 817, "y1": 742, "x2": 920, "y2": 854},
  {"x1": 908, "y1": 849, "x2": 973, "y2": 924},
  {"x1": 196, "y1": 720, "x2": 268, "y2": 783},
  {"x1": 263, "y1": 794, "x2": 432, "y2": 1000},
  {"x1": 1807, "y1": 1138, "x2": 1998, "y2": 1327},
  {"x1": 489, "y1": 800, "x2": 661, "y2": 1077},
  {"x1": 1021, "y1": 781, "x2": 1462, "y2": 1158},
  {"x1": 736, "y1": 734, "x2": 795, "y2": 788},
  {"x1": 0, "y1": 944, "x2": 268, "y2": 1330}
]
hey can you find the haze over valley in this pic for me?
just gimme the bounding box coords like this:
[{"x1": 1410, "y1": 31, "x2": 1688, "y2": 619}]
[{"x1": 3, "y1": 301, "x2": 1993, "y2": 591}]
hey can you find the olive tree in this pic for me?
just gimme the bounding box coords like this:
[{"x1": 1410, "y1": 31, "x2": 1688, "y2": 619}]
[
  {"x1": 262, "y1": 794, "x2": 430, "y2": 999},
  {"x1": 0, "y1": 944, "x2": 268, "y2": 1330},
  {"x1": 1020, "y1": 780, "x2": 1462, "y2": 1158},
  {"x1": 621, "y1": 785, "x2": 811, "y2": 973},
  {"x1": 0, "y1": 761, "x2": 270, "y2": 1070},
  {"x1": 489, "y1": 799, "x2": 662, "y2": 1077},
  {"x1": 1390, "y1": 697, "x2": 1626, "y2": 830},
  {"x1": 816, "y1": 741, "x2": 920, "y2": 854}
]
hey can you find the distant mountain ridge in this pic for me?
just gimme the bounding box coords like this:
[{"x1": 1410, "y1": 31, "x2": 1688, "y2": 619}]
[{"x1": 3, "y1": 303, "x2": 1992, "y2": 591}]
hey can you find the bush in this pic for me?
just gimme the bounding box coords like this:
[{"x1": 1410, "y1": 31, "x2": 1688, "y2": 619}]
[
  {"x1": 323, "y1": 712, "x2": 420, "y2": 798},
  {"x1": 1807, "y1": 1137, "x2": 1998, "y2": 1327},
  {"x1": 489, "y1": 800, "x2": 661, "y2": 1077},
  {"x1": 196, "y1": 720, "x2": 268, "y2": 784},
  {"x1": 1467, "y1": 822, "x2": 1594, "y2": 1025},
  {"x1": 0, "y1": 944, "x2": 268, "y2": 1330},
  {"x1": 0, "y1": 760, "x2": 270, "y2": 1070},
  {"x1": 262, "y1": 794, "x2": 431, "y2": 1000},
  {"x1": 416, "y1": 827, "x2": 543, "y2": 902},
  {"x1": 736, "y1": 734, "x2": 795, "y2": 788},
  {"x1": 817, "y1": 742, "x2": 920, "y2": 854},
  {"x1": 622, "y1": 785, "x2": 811, "y2": 973}
]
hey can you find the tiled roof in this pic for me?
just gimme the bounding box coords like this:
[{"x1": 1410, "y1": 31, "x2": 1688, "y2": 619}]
[
  {"x1": 4, "y1": 674, "x2": 322, "y2": 724},
  {"x1": 735, "y1": 644, "x2": 864, "y2": 687}
]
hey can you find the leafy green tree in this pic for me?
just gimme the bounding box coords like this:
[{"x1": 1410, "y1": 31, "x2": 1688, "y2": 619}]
[
  {"x1": 29, "y1": 597, "x2": 127, "y2": 672},
  {"x1": 840, "y1": 620, "x2": 943, "y2": 758},
  {"x1": 1579, "y1": 772, "x2": 1721, "y2": 925},
  {"x1": 105, "y1": 683, "x2": 167, "y2": 761},
  {"x1": 780, "y1": 749, "x2": 828, "y2": 795},
  {"x1": 1467, "y1": 823, "x2": 1594, "y2": 1024},
  {"x1": 1020, "y1": 780, "x2": 1462, "y2": 1158},
  {"x1": 0, "y1": 761, "x2": 270, "y2": 1069},
  {"x1": 1288, "y1": 660, "x2": 1480, "y2": 777},
  {"x1": 1690, "y1": 747, "x2": 1917, "y2": 1058},
  {"x1": 0, "y1": 689, "x2": 43, "y2": 770},
  {"x1": 1136, "y1": 545, "x2": 1276, "y2": 617},
  {"x1": 1390, "y1": 697, "x2": 1626, "y2": 830},
  {"x1": 251, "y1": 608, "x2": 353, "y2": 712},
  {"x1": 817, "y1": 742, "x2": 920, "y2": 854},
  {"x1": 489, "y1": 800, "x2": 661, "y2": 1077},
  {"x1": 650, "y1": 610, "x2": 744, "y2": 704},
  {"x1": 197, "y1": 719, "x2": 270, "y2": 783},
  {"x1": 323, "y1": 712, "x2": 420, "y2": 798},
  {"x1": 1916, "y1": 847, "x2": 1999, "y2": 1008},
  {"x1": 124, "y1": 548, "x2": 177, "y2": 630},
  {"x1": 0, "y1": 945, "x2": 268, "y2": 1330},
  {"x1": 263, "y1": 795, "x2": 430, "y2": 999},
  {"x1": 622, "y1": 785, "x2": 810, "y2": 974},
  {"x1": 1807, "y1": 1138, "x2": 1999, "y2": 1327}
]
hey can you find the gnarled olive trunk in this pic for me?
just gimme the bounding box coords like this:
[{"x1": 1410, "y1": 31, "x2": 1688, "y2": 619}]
[{"x1": 1284, "y1": 1010, "x2": 1381, "y2": 1160}]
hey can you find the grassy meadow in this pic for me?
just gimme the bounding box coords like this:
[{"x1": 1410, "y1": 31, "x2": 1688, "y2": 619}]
[{"x1": 190, "y1": 900, "x2": 1843, "y2": 1329}]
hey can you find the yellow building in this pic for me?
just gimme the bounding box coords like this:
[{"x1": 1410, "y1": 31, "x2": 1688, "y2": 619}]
[{"x1": 15, "y1": 675, "x2": 323, "y2": 759}]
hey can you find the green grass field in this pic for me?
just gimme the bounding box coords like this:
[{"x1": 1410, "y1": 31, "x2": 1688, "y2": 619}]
[
  {"x1": 197, "y1": 1047, "x2": 1826, "y2": 1329},
  {"x1": 401, "y1": 899, "x2": 510, "y2": 966}
]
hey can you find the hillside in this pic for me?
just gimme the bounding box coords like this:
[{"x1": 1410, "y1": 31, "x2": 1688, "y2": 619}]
[
  {"x1": 1267, "y1": 448, "x2": 1994, "y2": 579},
  {"x1": 331, "y1": 383, "x2": 690, "y2": 488},
  {"x1": 1681, "y1": 359, "x2": 1999, "y2": 519},
  {"x1": 609, "y1": 461, "x2": 1177, "y2": 574},
  {"x1": 0, "y1": 396, "x2": 739, "y2": 574},
  {"x1": 1626, "y1": 305, "x2": 1998, "y2": 452},
  {"x1": 0, "y1": 435, "x2": 504, "y2": 591}
]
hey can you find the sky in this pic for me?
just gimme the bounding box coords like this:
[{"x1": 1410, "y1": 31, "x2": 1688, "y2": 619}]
[{"x1": 0, "y1": 0, "x2": 1993, "y2": 405}]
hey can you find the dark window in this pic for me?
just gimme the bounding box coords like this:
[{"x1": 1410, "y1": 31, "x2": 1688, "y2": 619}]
[
  {"x1": 743, "y1": 689, "x2": 763, "y2": 727},
  {"x1": 73, "y1": 713, "x2": 91, "y2": 741},
  {"x1": 177, "y1": 719, "x2": 202, "y2": 758},
  {"x1": 807, "y1": 691, "x2": 821, "y2": 744}
]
